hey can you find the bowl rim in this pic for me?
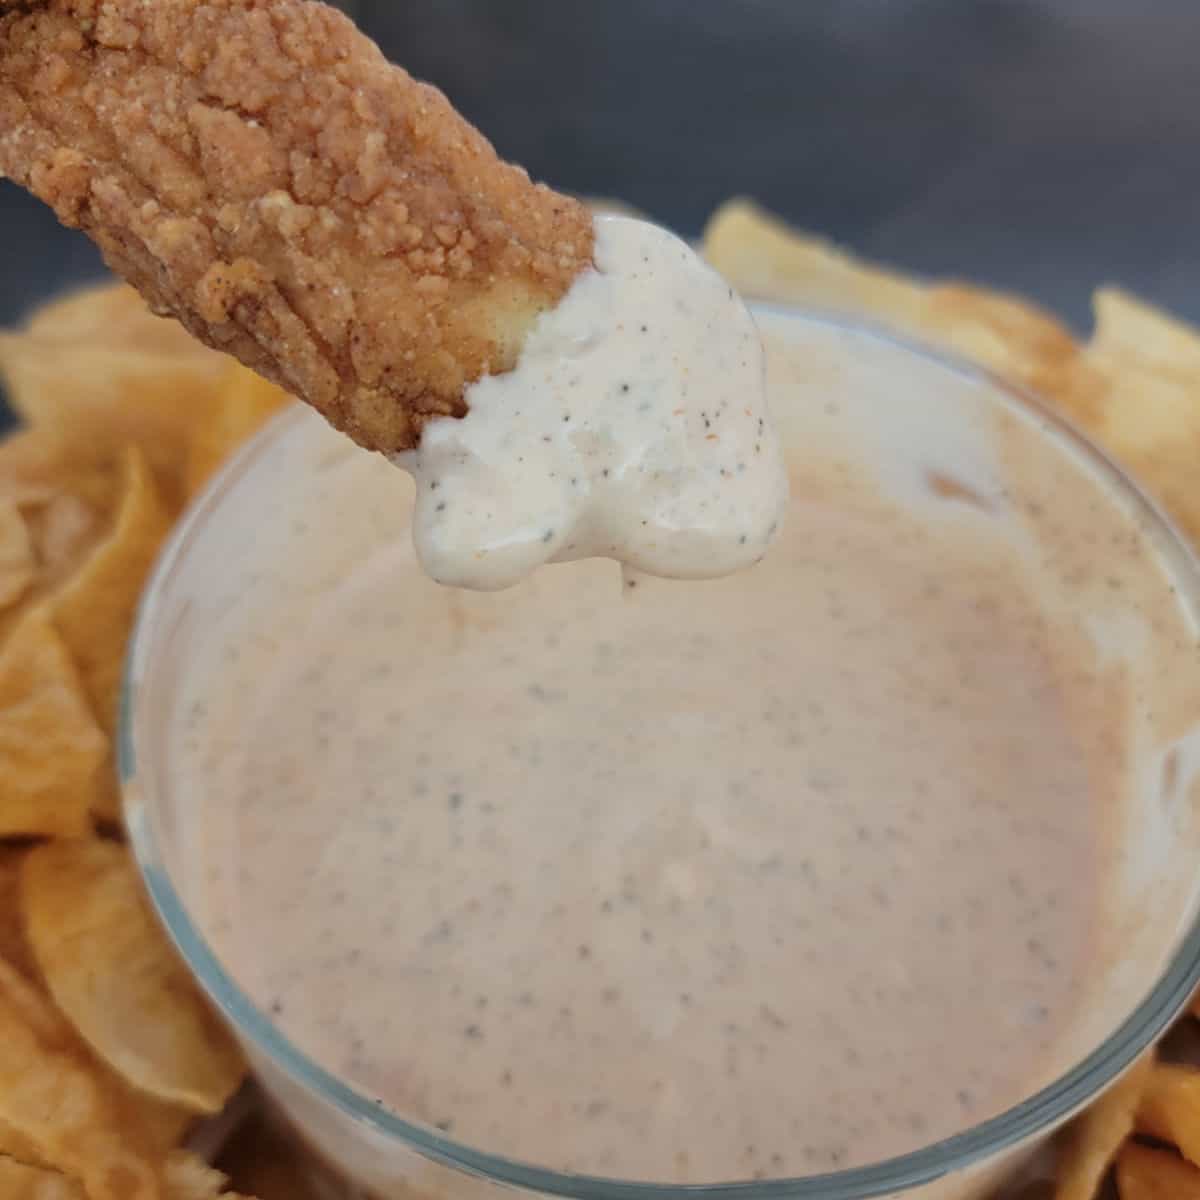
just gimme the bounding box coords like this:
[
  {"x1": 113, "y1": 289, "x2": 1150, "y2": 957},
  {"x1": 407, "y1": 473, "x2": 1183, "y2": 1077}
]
[{"x1": 121, "y1": 306, "x2": 1200, "y2": 1200}]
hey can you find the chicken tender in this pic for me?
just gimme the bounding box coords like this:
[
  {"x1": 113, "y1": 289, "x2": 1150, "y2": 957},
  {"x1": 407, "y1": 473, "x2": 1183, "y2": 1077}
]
[{"x1": 0, "y1": 0, "x2": 594, "y2": 452}]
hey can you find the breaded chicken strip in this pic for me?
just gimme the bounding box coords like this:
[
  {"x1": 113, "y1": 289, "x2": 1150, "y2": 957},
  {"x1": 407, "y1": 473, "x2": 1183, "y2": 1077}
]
[{"x1": 0, "y1": 0, "x2": 594, "y2": 452}]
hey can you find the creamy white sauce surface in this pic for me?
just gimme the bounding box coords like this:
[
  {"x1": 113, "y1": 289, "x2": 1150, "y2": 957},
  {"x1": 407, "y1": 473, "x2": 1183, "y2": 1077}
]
[{"x1": 397, "y1": 216, "x2": 788, "y2": 591}]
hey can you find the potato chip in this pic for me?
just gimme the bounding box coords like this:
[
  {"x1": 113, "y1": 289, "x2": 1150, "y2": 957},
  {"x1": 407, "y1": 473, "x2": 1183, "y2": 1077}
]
[
  {"x1": 0, "y1": 431, "x2": 122, "y2": 518},
  {"x1": 0, "y1": 285, "x2": 230, "y2": 509},
  {"x1": 53, "y1": 446, "x2": 172, "y2": 731},
  {"x1": 1090, "y1": 288, "x2": 1200, "y2": 373},
  {"x1": 1066, "y1": 289, "x2": 1200, "y2": 544},
  {"x1": 704, "y1": 199, "x2": 927, "y2": 318},
  {"x1": 0, "y1": 1122, "x2": 46, "y2": 1176},
  {"x1": 0, "y1": 928, "x2": 192, "y2": 1157},
  {"x1": 0, "y1": 956, "x2": 166, "y2": 1200},
  {"x1": 0, "y1": 608, "x2": 105, "y2": 838},
  {"x1": 21, "y1": 282, "x2": 177, "y2": 349},
  {"x1": 28, "y1": 497, "x2": 101, "y2": 596},
  {"x1": 0, "y1": 849, "x2": 36, "y2": 985},
  {"x1": 1116, "y1": 1142, "x2": 1200, "y2": 1200},
  {"x1": 0, "y1": 1156, "x2": 86, "y2": 1200},
  {"x1": 1054, "y1": 1053, "x2": 1154, "y2": 1200},
  {"x1": 3, "y1": 948, "x2": 193, "y2": 1161},
  {"x1": 0, "y1": 1093, "x2": 56, "y2": 1177},
  {"x1": 50, "y1": 447, "x2": 173, "y2": 823},
  {"x1": 185, "y1": 366, "x2": 290, "y2": 499},
  {"x1": 0, "y1": 1098, "x2": 184, "y2": 1190},
  {"x1": 1136, "y1": 1062, "x2": 1200, "y2": 1165},
  {"x1": 0, "y1": 432, "x2": 122, "y2": 650},
  {"x1": 164, "y1": 1151, "x2": 252, "y2": 1200},
  {"x1": 0, "y1": 947, "x2": 193, "y2": 1164},
  {"x1": 0, "y1": 940, "x2": 191, "y2": 1159},
  {"x1": 0, "y1": 504, "x2": 34, "y2": 613},
  {"x1": 22, "y1": 840, "x2": 246, "y2": 1116},
  {"x1": 917, "y1": 284, "x2": 1081, "y2": 408},
  {"x1": 702, "y1": 200, "x2": 1082, "y2": 407}
]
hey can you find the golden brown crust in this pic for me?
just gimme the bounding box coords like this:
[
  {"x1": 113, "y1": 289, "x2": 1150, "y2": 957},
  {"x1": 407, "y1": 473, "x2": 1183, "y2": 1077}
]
[{"x1": 0, "y1": 0, "x2": 594, "y2": 452}]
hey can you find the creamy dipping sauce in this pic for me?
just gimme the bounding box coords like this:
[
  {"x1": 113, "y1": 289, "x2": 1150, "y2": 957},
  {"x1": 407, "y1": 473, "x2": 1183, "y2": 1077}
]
[
  {"x1": 398, "y1": 216, "x2": 788, "y2": 590},
  {"x1": 173, "y1": 313, "x2": 1200, "y2": 1185}
]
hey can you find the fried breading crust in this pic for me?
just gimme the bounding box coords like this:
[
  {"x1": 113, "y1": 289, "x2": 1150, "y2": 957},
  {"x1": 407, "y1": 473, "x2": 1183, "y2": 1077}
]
[{"x1": 0, "y1": 0, "x2": 594, "y2": 452}]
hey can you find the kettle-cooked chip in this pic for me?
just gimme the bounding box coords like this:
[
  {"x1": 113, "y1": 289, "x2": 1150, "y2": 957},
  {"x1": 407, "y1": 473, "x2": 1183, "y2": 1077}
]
[
  {"x1": 21, "y1": 840, "x2": 246, "y2": 1117},
  {"x1": 185, "y1": 366, "x2": 290, "y2": 499},
  {"x1": 51, "y1": 447, "x2": 174, "y2": 823},
  {"x1": 0, "y1": 1155, "x2": 86, "y2": 1200},
  {"x1": 52, "y1": 446, "x2": 172, "y2": 733},
  {"x1": 702, "y1": 200, "x2": 1081, "y2": 406},
  {"x1": 0, "y1": 609, "x2": 104, "y2": 838},
  {"x1": 164, "y1": 1151, "x2": 252, "y2": 1200},
  {"x1": 1071, "y1": 289, "x2": 1200, "y2": 545},
  {"x1": 1116, "y1": 1142, "x2": 1200, "y2": 1200},
  {"x1": 0, "y1": 504, "x2": 33, "y2": 614},
  {"x1": 0, "y1": 953, "x2": 190, "y2": 1159},
  {"x1": 21, "y1": 282, "x2": 178, "y2": 349},
  {"x1": 0, "y1": 920, "x2": 196, "y2": 1180},
  {"x1": 0, "y1": 432, "x2": 122, "y2": 650},
  {"x1": 0, "y1": 849, "x2": 35, "y2": 984},
  {"x1": 1053, "y1": 1053, "x2": 1153, "y2": 1200},
  {"x1": 0, "y1": 285, "x2": 231, "y2": 509},
  {"x1": 28, "y1": 497, "x2": 100, "y2": 595},
  {"x1": 1090, "y1": 288, "x2": 1200, "y2": 374},
  {"x1": 0, "y1": 431, "x2": 122, "y2": 519},
  {"x1": 917, "y1": 284, "x2": 1081, "y2": 407},
  {"x1": 1136, "y1": 1062, "x2": 1200, "y2": 1166},
  {"x1": 0, "y1": 957, "x2": 165, "y2": 1200},
  {"x1": 702, "y1": 199, "x2": 927, "y2": 320},
  {"x1": 0, "y1": 1113, "x2": 50, "y2": 1176}
]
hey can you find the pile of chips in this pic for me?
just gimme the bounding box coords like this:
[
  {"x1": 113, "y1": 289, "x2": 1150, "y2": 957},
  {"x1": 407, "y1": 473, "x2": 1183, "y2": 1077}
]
[
  {"x1": 0, "y1": 283, "x2": 287, "y2": 1199},
  {"x1": 0, "y1": 201, "x2": 1198, "y2": 1198}
]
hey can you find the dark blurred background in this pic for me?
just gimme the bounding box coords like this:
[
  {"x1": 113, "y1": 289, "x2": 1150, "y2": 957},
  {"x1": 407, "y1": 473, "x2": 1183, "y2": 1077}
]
[{"x1": 3, "y1": 0, "x2": 1199, "y2": 422}]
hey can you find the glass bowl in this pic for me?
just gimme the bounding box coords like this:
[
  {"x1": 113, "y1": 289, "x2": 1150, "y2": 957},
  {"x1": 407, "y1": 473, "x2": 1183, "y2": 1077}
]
[{"x1": 121, "y1": 309, "x2": 1200, "y2": 1200}]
